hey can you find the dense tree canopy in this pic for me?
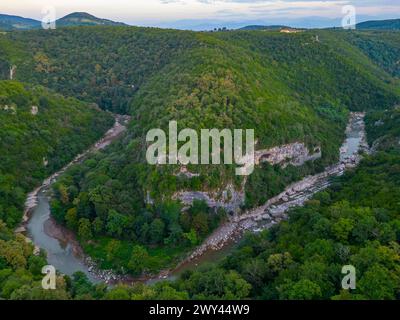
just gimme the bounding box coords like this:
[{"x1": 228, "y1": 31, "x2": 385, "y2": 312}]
[{"x1": 0, "y1": 26, "x2": 399, "y2": 299}]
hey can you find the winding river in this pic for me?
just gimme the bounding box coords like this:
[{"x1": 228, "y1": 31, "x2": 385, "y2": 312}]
[
  {"x1": 168, "y1": 112, "x2": 369, "y2": 277},
  {"x1": 18, "y1": 112, "x2": 368, "y2": 284},
  {"x1": 17, "y1": 114, "x2": 130, "y2": 283}
]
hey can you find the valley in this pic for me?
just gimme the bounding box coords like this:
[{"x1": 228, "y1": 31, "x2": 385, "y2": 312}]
[
  {"x1": 16, "y1": 114, "x2": 130, "y2": 283},
  {"x1": 0, "y1": 18, "x2": 399, "y2": 300},
  {"x1": 17, "y1": 110, "x2": 368, "y2": 285}
]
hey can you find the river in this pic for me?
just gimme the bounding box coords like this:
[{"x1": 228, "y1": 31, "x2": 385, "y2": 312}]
[
  {"x1": 28, "y1": 189, "x2": 101, "y2": 282},
  {"x1": 19, "y1": 112, "x2": 368, "y2": 284},
  {"x1": 167, "y1": 112, "x2": 369, "y2": 277},
  {"x1": 17, "y1": 114, "x2": 130, "y2": 283}
]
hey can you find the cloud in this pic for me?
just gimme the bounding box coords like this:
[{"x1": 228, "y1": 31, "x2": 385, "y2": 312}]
[{"x1": 1, "y1": 0, "x2": 399, "y2": 30}]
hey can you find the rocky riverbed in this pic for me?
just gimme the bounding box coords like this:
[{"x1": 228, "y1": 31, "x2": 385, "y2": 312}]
[
  {"x1": 172, "y1": 139, "x2": 322, "y2": 214},
  {"x1": 16, "y1": 111, "x2": 369, "y2": 285},
  {"x1": 173, "y1": 112, "x2": 369, "y2": 270}
]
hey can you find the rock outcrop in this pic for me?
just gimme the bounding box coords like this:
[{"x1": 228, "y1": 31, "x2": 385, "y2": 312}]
[
  {"x1": 171, "y1": 142, "x2": 321, "y2": 213},
  {"x1": 173, "y1": 183, "x2": 245, "y2": 214},
  {"x1": 255, "y1": 142, "x2": 321, "y2": 167},
  {"x1": 175, "y1": 112, "x2": 369, "y2": 266}
]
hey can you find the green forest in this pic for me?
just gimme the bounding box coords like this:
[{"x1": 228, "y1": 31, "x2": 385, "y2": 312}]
[
  {"x1": 0, "y1": 80, "x2": 113, "y2": 227},
  {"x1": 2, "y1": 111, "x2": 399, "y2": 300},
  {"x1": 0, "y1": 25, "x2": 399, "y2": 299}
]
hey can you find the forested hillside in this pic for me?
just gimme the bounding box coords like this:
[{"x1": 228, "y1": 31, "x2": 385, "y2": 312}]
[
  {"x1": 92, "y1": 96, "x2": 400, "y2": 300},
  {"x1": 3, "y1": 96, "x2": 399, "y2": 300},
  {"x1": 0, "y1": 27, "x2": 399, "y2": 279},
  {"x1": 0, "y1": 14, "x2": 40, "y2": 31},
  {"x1": 357, "y1": 19, "x2": 400, "y2": 30},
  {"x1": 159, "y1": 108, "x2": 400, "y2": 300},
  {"x1": 56, "y1": 12, "x2": 126, "y2": 27},
  {"x1": 0, "y1": 80, "x2": 113, "y2": 227},
  {"x1": 344, "y1": 31, "x2": 400, "y2": 78},
  {"x1": 166, "y1": 152, "x2": 400, "y2": 300},
  {"x1": 2, "y1": 27, "x2": 200, "y2": 113}
]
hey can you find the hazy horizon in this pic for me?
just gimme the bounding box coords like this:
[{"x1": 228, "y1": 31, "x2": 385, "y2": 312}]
[{"x1": 1, "y1": 0, "x2": 399, "y2": 30}]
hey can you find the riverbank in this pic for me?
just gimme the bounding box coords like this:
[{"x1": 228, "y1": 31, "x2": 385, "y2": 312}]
[
  {"x1": 16, "y1": 112, "x2": 369, "y2": 285},
  {"x1": 172, "y1": 112, "x2": 369, "y2": 273},
  {"x1": 15, "y1": 114, "x2": 131, "y2": 283}
]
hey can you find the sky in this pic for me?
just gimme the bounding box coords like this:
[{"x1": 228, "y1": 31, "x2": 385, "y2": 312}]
[{"x1": 1, "y1": 0, "x2": 399, "y2": 30}]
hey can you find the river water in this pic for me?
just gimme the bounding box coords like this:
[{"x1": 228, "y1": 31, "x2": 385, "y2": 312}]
[
  {"x1": 22, "y1": 112, "x2": 367, "y2": 284},
  {"x1": 166, "y1": 112, "x2": 368, "y2": 277},
  {"x1": 20, "y1": 115, "x2": 130, "y2": 283},
  {"x1": 27, "y1": 190, "x2": 100, "y2": 282}
]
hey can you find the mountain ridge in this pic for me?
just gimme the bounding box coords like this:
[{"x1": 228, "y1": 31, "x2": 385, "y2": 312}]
[
  {"x1": 56, "y1": 12, "x2": 127, "y2": 27},
  {"x1": 0, "y1": 14, "x2": 41, "y2": 30},
  {"x1": 1, "y1": 13, "x2": 399, "y2": 31},
  {"x1": 356, "y1": 18, "x2": 400, "y2": 30},
  {"x1": 0, "y1": 12, "x2": 127, "y2": 30}
]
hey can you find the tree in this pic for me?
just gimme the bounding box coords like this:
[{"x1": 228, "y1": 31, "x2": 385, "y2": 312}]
[
  {"x1": 358, "y1": 264, "x2": 398, "y2": 300},
  {"x1": 105, "y1": 240, "x2": 121, "y2": 263},
  {"x1": 149, "y1": 218, "x2": 165, "y2": 244},
  {"x1": 266, "y1": 252, "x2": 293, "y2": 274},
  {"x1": 104, "y1": 285, "x2": 131, "y2": 300},
  {"x1": 92, "y1": 217, "x2": 104, "y2": 235},
  {"x1": 184, "y1": 268, "x2": 251, "y2": 299},
  {"x1": 0, "y1": 239, "x2": 27, "y2": 269},
  {"x1": 106, "y1": 210, "x2": 130, "y2": 238},
  {"x1": 192, "y1": 212, "x2": 209, "y2": 237},
  {"x1": 283, "y1": 279, "x2": 322, "y2": 300},
  {"x1": 183, "y1": 228, "x2": 198, "y2": 246},
  {"x1": 58, "y1": 184, "x2": 69, "y2": 205},
  {"x1": 128, "y1": 245, "x2": 150, "y2": 275},
  {"x1": 70, "y1": 272, "x2": 96, "y2": 299},
  {"x1": 78, "y1": 218, "x2": 92, "y2": 240},
  {"x1": 153, "y1": 282, "x2": 189, "y2": 300},
  {"x1": 165, "y1": 222, "x2": 183, "y2": 245},
  {"x1": 242, "y1": 258, "x2": 267, "y2": 290},
  {"x1": 332, "y1": 218, "x2": 354, "y2": 242},
  {"x1": 65, "y1": 207, "x2": 78, "y2": 230}
]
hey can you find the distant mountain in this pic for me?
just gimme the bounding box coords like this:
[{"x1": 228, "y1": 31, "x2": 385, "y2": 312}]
[
  {"x1": 0, "y1": 12, "x2": 126, "y2": 30},
  {"x1": 239, "y1": 25, "x2": 289, "y2": 31},
  {"x1": 0, "y1": 14, "x2": 40, "y2": 30},
  {"x1": 357, "y1": 18, "x2": 400, "y2": 30},
  {"x1": 56, "y1": 12, "x2": 126, "y2": 27}
]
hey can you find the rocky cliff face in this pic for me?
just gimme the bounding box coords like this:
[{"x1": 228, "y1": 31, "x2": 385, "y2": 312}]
[
  {"x1": 178, "y1": 112, "x2": 368, "y2": 264},
  {"x1": 171, "y1": 142, "x2": 321, "y2": 213},
  {"x1": 255, "y1": 142, "x2": 321, "y2": 167},
  {"x1": 173, "y1": 183, "x2": 245, "y2": 214}
]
